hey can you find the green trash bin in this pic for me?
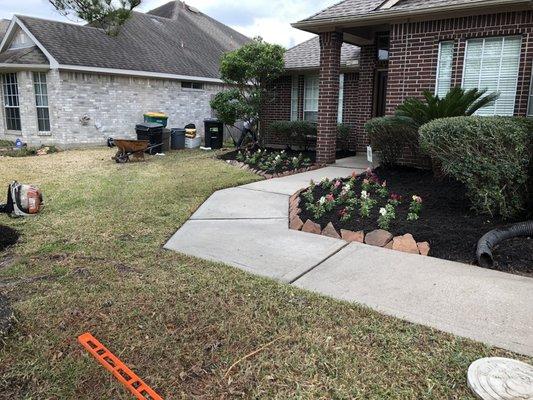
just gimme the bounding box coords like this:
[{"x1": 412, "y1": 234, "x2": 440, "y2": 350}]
[{"x1": 143, "y1": 112, "x2": 168, "y2": 128}]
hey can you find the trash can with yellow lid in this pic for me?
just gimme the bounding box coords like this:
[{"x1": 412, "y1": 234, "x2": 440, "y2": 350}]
[{"x1": 143, "y1": 112, "x2": 168, "y2": 127}]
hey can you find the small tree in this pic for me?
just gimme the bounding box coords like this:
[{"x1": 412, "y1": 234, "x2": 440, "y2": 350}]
[
  {"x1": 210, "y1": 37, "x2": 285, "y2": 146},
  {"x1": 49, "y1": 0, "x2": 141, "y2": 35}
]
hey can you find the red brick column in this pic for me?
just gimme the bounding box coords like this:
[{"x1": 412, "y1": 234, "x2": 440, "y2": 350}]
[{"x1": 317, "y1": 32, "x2": 343, "y2": 165}]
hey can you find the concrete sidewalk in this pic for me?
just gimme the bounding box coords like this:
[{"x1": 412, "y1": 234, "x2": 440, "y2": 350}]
[{"x1": 165, "y1": 156, "x2": 533, "y2": 356}]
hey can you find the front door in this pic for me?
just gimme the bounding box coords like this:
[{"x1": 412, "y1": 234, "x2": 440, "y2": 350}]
[{"x1": 374, "y1": 70, "x2": 388, "y2": 117}]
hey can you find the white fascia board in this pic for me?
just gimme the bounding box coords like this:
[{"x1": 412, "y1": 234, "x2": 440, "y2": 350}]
[
  {"x1": 0, "y1": 16, "x2": 60, "y2": 69},
  {"x1": 0, "y1": 63, "x2": 50, "y2": 70},
  {"x1": 57, "y1": 64, "x2": 225, "y2": 83}
]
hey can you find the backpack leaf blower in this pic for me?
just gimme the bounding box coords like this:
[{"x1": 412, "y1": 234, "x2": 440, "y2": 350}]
[{"x1": 0, "y1": 181, "x2": 43, "y2": 217}]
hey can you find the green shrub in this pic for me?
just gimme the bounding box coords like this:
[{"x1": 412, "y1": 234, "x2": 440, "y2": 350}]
[
  {"x1": 419, "y1": 116, "x2": 533, "y2": 219},
  {"x1": 364, "y1": 117, "x2": 419, "y2": 166},
  {"x1": 268, "y1": 120, "x2": 317, "y2": 150}
]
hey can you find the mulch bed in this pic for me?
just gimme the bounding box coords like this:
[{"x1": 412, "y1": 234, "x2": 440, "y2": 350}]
[
  {"x1": 299, "y1": 167, "x2": 531, "y2": 275},
  {"x1": 0, "y1": 225, "x2": 19, "y2": 252},
  {"x1": 220, "y1": 147, "x2": 355, "y2": 174}
]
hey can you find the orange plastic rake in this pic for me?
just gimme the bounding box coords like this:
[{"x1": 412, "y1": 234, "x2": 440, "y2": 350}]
[{"x1": 78, "y1": 332, "x2": 163, "y2": 400}]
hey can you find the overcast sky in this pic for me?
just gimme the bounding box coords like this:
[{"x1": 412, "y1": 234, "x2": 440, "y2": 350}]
[{"x1": 0, "y1": 0, "x2": 337, "y2": 48}]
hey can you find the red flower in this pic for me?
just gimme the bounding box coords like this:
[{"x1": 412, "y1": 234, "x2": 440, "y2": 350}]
[
  {"x1": 338, "y1": 207, "x2": 348, "y2": 217},
  {"x1": 390, "y1": 193, "x2": 402, "y2": 202},
  {"x1": 325, "y1": 194, "x2": 335, "y2": 202}
]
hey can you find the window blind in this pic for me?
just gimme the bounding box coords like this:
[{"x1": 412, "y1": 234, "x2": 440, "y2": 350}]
[
  {"x1": 290, "y1": 75, "x2": 299, "y2": 121},
  {"x1": 304, "y1": 75, "x2": 319, "y2": 122},
  {"x1": 435, "y1": 41, "x2": 454, "y2": 98},
  {"x1": 463, "y1": 36, "x2": 521, "y2": 116}
]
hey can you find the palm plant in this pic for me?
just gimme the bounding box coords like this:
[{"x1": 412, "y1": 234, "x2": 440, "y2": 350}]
[{"x1": 395, "y1": 87, "x2": 500, "y2": 128}]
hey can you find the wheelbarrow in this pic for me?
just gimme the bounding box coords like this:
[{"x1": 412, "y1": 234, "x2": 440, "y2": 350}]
[{"x1": 108, "y1": 138, "x2": 162, "y2": 163}]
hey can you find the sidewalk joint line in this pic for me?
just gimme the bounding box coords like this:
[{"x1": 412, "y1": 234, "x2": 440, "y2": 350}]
[{"x1": 288, "y1": 242, "x2": 350, "y2": 284}]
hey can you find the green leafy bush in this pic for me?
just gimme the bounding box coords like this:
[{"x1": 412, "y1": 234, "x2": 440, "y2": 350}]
[
  {"x1": 364, "y1": 117, "x2": 419, "y2": 166},
  {"x1": 396, "y1": 87, "x2": 500, "y2": 128},
  {"x1": 268, "y1": 121, "x2": 317, "y2": 150},
  {"x1": 420, "y1": 116, "x2": 533, "y2": 219}
]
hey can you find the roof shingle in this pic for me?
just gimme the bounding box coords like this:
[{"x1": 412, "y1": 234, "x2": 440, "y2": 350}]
[
  {"x1": 6, "y1": 1, "x2": 248, "y2": 79},
  {"x1": 284, "y1": 37, "x2": 359, "y2": 71},
  {"x1": 298, "y1": 0, "x2": 522, "y2": 24}
]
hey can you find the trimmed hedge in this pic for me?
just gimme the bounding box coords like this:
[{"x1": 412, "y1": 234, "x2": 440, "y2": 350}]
[
  {"x1": 420, "y1": 116, "x2": 533, "y2": 219},
  {"x1": 268, "y1": 121, "x2": 352, "y2": 151},
  {"x1": 364, "y1": 117, "x2": 419, "y2": 166}
]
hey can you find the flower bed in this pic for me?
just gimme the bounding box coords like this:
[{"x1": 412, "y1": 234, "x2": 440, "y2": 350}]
[
  {"x1": 220, "y1": 147, "x2": 321, "y2": 178},
  {"x1": 290, "y1": 167, "x2": 532, "y2": 276}
]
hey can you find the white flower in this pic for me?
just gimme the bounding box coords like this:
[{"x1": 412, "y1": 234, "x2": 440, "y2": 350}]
[
  {"x1": 379, "y1": 207, "x2": 387, "y2": 216},
  {"x1": 275, "y1": 155, "x2": 281, "y2": 160},
  {"x1": 361, "y1": 190, "x2": 369, "y2": 199},
  {"x1": 319, "y1": 196, "x2": 326, "y2": 205}
]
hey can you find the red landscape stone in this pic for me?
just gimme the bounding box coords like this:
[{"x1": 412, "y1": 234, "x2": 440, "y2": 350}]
[
  {"x1": 392, "y1": 234, "x2": 420, "y2": 254},
  {"x1": 417, "y1": 242, "x2": 430, "y2": 256},
  {"x1": 340, "y1": 229, "x2": 364, "y2": 243},
  {"x1": 290, "y1": 215, "x2": 304, "y2": 231},
  {"x1": 365, "y1": 229, "x2": 393, "y2": 247},
  {"x1": 322, "y1": 222, "x2": 341, "y2": 239},
  {"x1": 302, "y1": 220, "x2": 321, "y2": 234}
]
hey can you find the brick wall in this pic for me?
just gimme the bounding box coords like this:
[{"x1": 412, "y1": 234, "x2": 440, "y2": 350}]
[
  {"x1": 316, "y1": 32, "x2": 343, "y2": 164},
  {"x1": 387, "y1": 11, "x2": 533, "y2": 115},
  {"x1": 0, "y1": 70, "x2": 226, "y2": 147},
  {"x1": 260, "y1": 75, "x2": 292, "y2": 147}
]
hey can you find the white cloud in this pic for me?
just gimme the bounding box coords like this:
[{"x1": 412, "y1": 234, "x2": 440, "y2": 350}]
[{"x1": 0, "y1": 0, "x2": 338, "y2": 47}]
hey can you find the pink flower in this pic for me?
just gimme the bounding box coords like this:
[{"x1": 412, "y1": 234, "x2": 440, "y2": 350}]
[
  {"x1": 363, "y1": 179, "x2": 370, "y2": 185},
  {"x1": 382, "y1": 180, "x2": 387, "y2": 187},
  {"x1": 325, "y1": 194, "x2": 335, "y2": 202},
  {"x1": 351, "y1": 171, "x2": 359, "y2": 179},
  {"x1": 390, "y1": 193, "x2": 402, "y2": 202},
  {"x1": 334, "y1": 180, "x2": 342, "y2": 189},
  {"x1": 412, "y1": 195, "x2": 423, "y2": 204}
]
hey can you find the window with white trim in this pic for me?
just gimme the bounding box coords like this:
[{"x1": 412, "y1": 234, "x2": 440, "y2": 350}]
[
  {"x1": 462, "y1": 36, "x2": 522, "y2": 116},
  {"x1": 1, "y1": 73, "x2": 21, "y2": 131},
  {"x1": 435, "y1": 41, "x2": 454, "y2": 98},
  {"x1": 33, "y1": 72, "x2": 50, "y2": 132},
  {"x1": 290, "y1": 75, "x2": 299, "y2": 121},
  {"x1": 337, "y1": 73, "x2": 345, "y2": 123},
  {"x1": 303, "y1": 75, "x2": 319, "y2": 122}
]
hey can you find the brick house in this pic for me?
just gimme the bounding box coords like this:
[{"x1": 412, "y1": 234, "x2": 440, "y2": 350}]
[
  {"x1": 0, "y1": 1, "x2": 248, "y2": 147},
  {"x1": 262, "y1": 0, "x2": 533, "y2": 165}
]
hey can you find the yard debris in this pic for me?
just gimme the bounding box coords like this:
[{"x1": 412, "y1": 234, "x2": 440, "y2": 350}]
[{"x1": 224, "y1": 336, "x2": 284, "y2": 379}]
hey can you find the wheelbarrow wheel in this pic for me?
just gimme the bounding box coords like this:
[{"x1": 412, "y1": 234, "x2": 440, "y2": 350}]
[{"x1": 115, "y1": 152, "x2": 130, "y2": 164}]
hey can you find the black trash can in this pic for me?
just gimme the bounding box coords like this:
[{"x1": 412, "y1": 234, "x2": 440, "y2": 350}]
[
  {"x1": 204, "y1": 119, "x2": 224, "y2": 149},
  {"x1": 171, "y1": 128, "x2": 186, "y2": 150},
  {"x1": 136, "y1": 122, "x2": 163, "y2": 155}
]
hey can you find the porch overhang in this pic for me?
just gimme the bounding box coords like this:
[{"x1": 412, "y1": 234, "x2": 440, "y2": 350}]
[{"x1": 293, "y1": 0, "x2": 533, "y2": 42}]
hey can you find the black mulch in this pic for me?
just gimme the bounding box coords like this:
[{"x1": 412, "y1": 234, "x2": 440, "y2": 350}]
[
  {"x1": 299, "y1": 167, "x2": 531, "y2": 274},
  {"x1": 0, "y1": 225, "x2": 19, "y2": 252},
  {"x1": 220, "y1": 147, "x2": 355, "y2": 173}
]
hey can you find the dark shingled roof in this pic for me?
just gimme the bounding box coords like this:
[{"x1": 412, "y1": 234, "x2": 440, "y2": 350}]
[
  {"x1": 8, "y1": 1, "x2": 249, "y2": 79},
  {"x1": 298, "y1": 0, "x2": 522, "y2": 24},
  {"x1": 0, "y1": 46, "x2": 48, "y2": 65},
  {"x1": 0, "y1": 19, "x2": 9, "y2": 43},
  {"x1": 285, "y1": 37, "x2": 360, "y2": 71}
]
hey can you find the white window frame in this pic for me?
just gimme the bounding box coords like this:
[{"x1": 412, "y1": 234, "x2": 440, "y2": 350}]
[
  {"x1": 290, "y1": 75, "x2": 299, "y2": 121},
  {"x1": 435, "y1": 41, "x2": 454, "y2": 98},
  {"x1": 462, "y1": 36, "x2": 522, "y2": 116},
  {"x1": 526, "y1": 67, "x2": 533, "y2": 117},
  {"x1": 33, "y1": 72, "x2": 50, "y2": 132},
  {"x1": 1, "y1": 73, "x2": 21, "y2": 131},
  {"x1": 337, "y1": 73, "x2": 345, "y2": 123},
  {"x1": 303, "y1": 75, "x2": 319, "y2": 123}
]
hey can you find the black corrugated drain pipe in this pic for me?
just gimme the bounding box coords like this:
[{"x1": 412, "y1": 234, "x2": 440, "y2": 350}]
[{"x1": 476, "y1": 221, "x2": 533, "y2": 268}]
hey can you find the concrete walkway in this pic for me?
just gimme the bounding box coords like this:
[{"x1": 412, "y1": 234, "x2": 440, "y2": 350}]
[{"x1": 165, "y1": 156, "x2": 533, "y2": 357}]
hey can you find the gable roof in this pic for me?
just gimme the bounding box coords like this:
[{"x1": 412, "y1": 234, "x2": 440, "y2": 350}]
[
  {"x1": 294, "y1": 0, "x2": 531, "y2": 30},
  {"x1": 0, "y1": 19, "x2": 9, "y2": 43},
  {"x1": 0, "y1": 46, "x2": 48, "y2": 65},
  {"x1": 285, "y1": 37, "x2": 360, "y2": 71},
  {"x1": 1, "y1": 2, "x2": 249, "y2": 81}
]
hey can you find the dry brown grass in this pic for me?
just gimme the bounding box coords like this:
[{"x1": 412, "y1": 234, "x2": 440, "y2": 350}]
[{"x1": 0, "y1": 148, "x2": 528, "y2": 399}]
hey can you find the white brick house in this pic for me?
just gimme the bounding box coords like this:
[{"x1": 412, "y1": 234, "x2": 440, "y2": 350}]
[{"x1": 0, "y1": 1, "x2": 248, "y2": 147}]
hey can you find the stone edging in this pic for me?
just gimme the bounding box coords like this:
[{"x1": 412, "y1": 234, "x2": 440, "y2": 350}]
[
  {"x1": 226, "y1": 160, "x2": 325, "y2": 180},
  {"x1": 288, "y1": 189, "x2": 431, "y2": 256}
]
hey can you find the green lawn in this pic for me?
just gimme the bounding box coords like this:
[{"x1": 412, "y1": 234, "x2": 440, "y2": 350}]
[{"x1": 0, "y1": 148, "x2": 527, "y2": 399}]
